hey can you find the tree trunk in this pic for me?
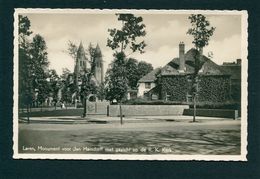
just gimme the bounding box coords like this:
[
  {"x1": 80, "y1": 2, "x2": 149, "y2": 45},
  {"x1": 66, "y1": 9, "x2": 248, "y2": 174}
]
[
  {"x1": 119, "y1": 102, "x2": 123, "y2": 125},
  {"x1": 75, "y1": 99, "x2": 77, "y2": 109},
  {"x1": 83, "y1": 98, "x2": 87, "y2": 118},
  {"x1": 27, "y1": 104, "x2": 30, "y2": 123},
  {"x1": 193, "y1": 95, "x2": 196, "y2": 122}
]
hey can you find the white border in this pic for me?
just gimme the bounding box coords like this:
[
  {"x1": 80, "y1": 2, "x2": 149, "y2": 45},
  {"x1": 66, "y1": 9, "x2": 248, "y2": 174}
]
[{"x1": 13, "y1": 9, "x2": 248, "y2": 161}]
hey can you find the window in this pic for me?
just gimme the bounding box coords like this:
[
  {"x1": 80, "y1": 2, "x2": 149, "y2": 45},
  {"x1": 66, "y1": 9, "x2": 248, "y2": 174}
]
[{"x1": 145, "y1": 82, "x2": 151, "y2": 89}]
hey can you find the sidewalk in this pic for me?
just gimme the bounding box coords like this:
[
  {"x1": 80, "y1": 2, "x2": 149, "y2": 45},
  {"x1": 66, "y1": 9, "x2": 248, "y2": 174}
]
[{"x1": 19, "y1": 115, "x2": 238, "y2": 124}]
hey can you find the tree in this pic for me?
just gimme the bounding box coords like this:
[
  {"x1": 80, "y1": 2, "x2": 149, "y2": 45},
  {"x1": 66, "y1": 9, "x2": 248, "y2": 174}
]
[
  {"x1": 125, "y1": 58, "x2": 153, "y2": 89},
  {"x1": 137, "y1": 61, "x2": 153, "y2": 79},
  {"x1": 18, "y1": 15, "x2": 33, "y2": 122},
  {"x1": 106, "y1": 13, "x2": 147, "y2": 124},
  {"x1": 96, "y1": 82, "x2": 106, "y2": 101},
  {"x1": 30, "y1": 34, "x2": 50, "y2": 108},
  {"x1": 66, "y1": 40, "x2": 78, "y2": 64},
  {"x1": 187, "y1": 14, "x2": 216, "y2": 122},
  {"x1": 107, "y1": 14, "x2": 146, "y2": 54},
  {"x1": 187, "y1": 14, "x2": 215, "y2": 54},
  {"x1": 125, "y1": 58, "x2": 138, "y2": 89},
  {"x1": 47, "y1": 69, "x2": 60, "y2": 108},
  {"x1": 19, "y1": 15, "x2": 32, "y2": 46},
  {"x1": 105, "y1": 52, "x2": 128, "y2": 103}
]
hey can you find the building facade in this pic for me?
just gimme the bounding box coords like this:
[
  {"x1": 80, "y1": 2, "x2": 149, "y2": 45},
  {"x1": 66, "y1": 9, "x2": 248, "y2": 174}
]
[{"x1": 138, "y1": 42, "x2": 238, "y2": 103}]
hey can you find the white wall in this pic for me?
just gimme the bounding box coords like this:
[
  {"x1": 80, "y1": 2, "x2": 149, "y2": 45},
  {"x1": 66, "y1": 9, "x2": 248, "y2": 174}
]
[{"x1": 137, "y1": 82, "x2": 156, "y2": 97}]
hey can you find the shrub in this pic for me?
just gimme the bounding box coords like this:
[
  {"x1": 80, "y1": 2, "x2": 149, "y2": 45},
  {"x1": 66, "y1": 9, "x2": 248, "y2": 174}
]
[
  {"x1": 123, "y1": 98, "x2": 188, "y2": 105},
  {"x1": 123, "y1": 98, "x2": 240, "y2": 110}
]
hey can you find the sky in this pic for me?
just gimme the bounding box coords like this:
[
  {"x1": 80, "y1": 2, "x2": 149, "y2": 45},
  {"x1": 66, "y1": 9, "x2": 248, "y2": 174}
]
[{"x1": 21, "y1": 12, "x2": 242, "y2": 75}]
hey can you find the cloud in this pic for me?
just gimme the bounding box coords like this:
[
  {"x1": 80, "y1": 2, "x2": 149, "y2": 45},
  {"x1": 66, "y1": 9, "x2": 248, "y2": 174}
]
[
  {"x1": 23, "y1": 13, "x2": 242, "y2": 75},
  {"x1": 204, "y1": 34, "x2": 241, "y2": 64}
]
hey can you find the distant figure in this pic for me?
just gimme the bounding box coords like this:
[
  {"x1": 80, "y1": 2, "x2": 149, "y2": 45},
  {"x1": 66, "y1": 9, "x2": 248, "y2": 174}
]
[{"x1": 60, "y1": 101, "x2": 65, "y2": 109}]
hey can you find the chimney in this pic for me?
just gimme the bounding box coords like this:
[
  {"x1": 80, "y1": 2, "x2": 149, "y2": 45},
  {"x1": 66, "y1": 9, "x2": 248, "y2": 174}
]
[
  {"x1": 236, "y1": 59, "x2": 241, "y2": 65},
  {"x1": 179, "y1": 42, "x2": 185, "y2": 72}
]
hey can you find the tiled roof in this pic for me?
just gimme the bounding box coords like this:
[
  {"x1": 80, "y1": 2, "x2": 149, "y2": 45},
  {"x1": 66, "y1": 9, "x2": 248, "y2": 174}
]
[
  {"x1": 161, "y1": 48, "x2": 226, "y2": 76},
  {"x1": 138, "y1": 48, "x2": 229, "y2": 83},
  {"x1": 138, "y1": 68, "x2": 161, "y2": 83}
]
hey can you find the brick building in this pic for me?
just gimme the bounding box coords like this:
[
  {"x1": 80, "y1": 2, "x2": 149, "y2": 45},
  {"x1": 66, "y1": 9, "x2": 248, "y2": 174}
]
[{"x1": 138, "y1": 42, "x2": 240, "y2": 103}]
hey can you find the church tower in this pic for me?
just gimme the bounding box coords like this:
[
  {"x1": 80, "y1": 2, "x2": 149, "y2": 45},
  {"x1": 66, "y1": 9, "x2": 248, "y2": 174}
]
[
  {"x1": 93, "y1": 44, "x2": 104, "y2": 84},
  {"x1": 74, "y1": 42, "x2": 89, "y2": 86}
]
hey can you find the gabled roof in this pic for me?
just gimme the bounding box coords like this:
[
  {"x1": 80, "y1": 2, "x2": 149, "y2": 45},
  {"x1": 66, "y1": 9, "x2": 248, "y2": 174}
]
[
  {"x1": 161, "y1": 48, "x2": 226, "y2": 76},
  {"x1": 138, "y1": 68, "x2": 161, "y2": 83},
  {"x1": 138, "y1": 48, "x2": 229, "y2": 84}
]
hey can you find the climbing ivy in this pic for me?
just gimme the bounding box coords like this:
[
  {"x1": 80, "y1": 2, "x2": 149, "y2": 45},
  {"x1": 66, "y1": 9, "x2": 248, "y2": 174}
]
[{"x1": 159, "y1": 75, "x2": 231, "y2": 103}]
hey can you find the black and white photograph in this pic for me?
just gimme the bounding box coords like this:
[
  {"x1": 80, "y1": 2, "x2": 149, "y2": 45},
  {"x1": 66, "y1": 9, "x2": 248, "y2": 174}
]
[{"x1": 13, "y1": 9, "x2": 248, "y2": 160}]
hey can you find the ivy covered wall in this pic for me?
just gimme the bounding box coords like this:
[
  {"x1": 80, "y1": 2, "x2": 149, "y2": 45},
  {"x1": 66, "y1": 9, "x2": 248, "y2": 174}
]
[
  {"x1": 159, "y1": 75, "x2": 231, "y2": 103},
  {"x1": 160, "y1": 75, "x2": 189, "y2": 102},
  {"x1": 197, "y1": 75, "x2": 231, "y2": 102}
]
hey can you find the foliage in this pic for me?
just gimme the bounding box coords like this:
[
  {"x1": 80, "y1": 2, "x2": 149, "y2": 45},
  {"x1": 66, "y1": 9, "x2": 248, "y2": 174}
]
[
  {"x1": 18, "y1": 15, "x2": 34, "y2": 107},
  {"x1": 29, "y1": 34, "x2": 50, "y2": 105},
  {"x1": 189, "y1": 101, "x2": 240, "y2": 110},
  {"x1": 80, "y1": 71, "x2": 98, "y2": 100},
  {"x1": 123, "y1": 98, "x2": 188, "y2": 105},
  {"x1": 187, "y1": 14, "x2": 216, "y2": 52},
  {"x1": 96, "y1": 82, "x2": 106, "y2": 101},
  {"x1": 66, "y1": 40, "x2": 78, "y2": 63},
  {"x1": 47, "y1": 69, "x2": 60, "y2": 103},
  {"x1": 106, "y1": 14, "x2": 148, "y2": 103},
  {"x1": 125, "y1": 58, "x2": 138, "y2": 88},
  {"x1": 60, "y1": 68, "x2": 71, "y2": 81},
  {"x1": 18, "y1": 16, "x2": 51, "y2": 107},
  {"x1": 125, "y1": 58, "x2": 154, "y2": 89},
  {"x1": 197, "y1": 76, "x2": 230, "y2": 102},
  {"x1": 186, "y1": 14, "x2": 216, "y2": 122},
  {"x1": 161, "y1": 76, "x2": 189, "y2": 102},
  {"x1": 18, "y1": 15, "x2": 32, "y2": 45},
  {"x1": 159, "y1": 75, "x2": 231, "y2": 103},
  {"x1": 105, "y1": 52, "x2": 128, "y2": 102},
  {"x1": 61, "y1": 85, "x2": 72, "y2": 103},
  {"x1": 137, "y1": 60, "x2": 153, "y2": 78},
  {"x1": 107, "y1": 13, "x2": 146, "y2": 54}
]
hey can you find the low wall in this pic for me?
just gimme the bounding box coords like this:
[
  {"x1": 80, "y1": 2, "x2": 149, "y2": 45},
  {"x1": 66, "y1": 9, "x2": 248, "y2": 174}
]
[
  {"x1": 108, "y1": 105, "x2": 189, "y2": 117},
  {"x1": 183, "y1": 109, "x2": 239, "y2": 119},
  {"x1": 86, "y1": 102, "x2": 109, "y2": 115},
  {"x1": 19, "y1": 109, "x2": 83, "y2": 117}
]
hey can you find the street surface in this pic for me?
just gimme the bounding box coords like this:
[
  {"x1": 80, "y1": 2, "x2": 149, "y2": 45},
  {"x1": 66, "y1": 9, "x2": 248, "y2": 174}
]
[{"x1": 18, "y1": 116, "x2": 241, "y2": 155}]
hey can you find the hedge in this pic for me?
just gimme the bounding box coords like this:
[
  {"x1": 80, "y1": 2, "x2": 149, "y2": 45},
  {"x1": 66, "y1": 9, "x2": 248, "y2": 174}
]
[{"x1": 123, "y1": 98, "x2": 240, "y2": 110}]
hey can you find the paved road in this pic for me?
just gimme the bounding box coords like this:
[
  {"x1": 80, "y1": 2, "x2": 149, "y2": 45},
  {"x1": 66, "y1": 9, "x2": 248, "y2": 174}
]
[{"x1": 18, "y1": 118, "x2": 241, "y2": 155}]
